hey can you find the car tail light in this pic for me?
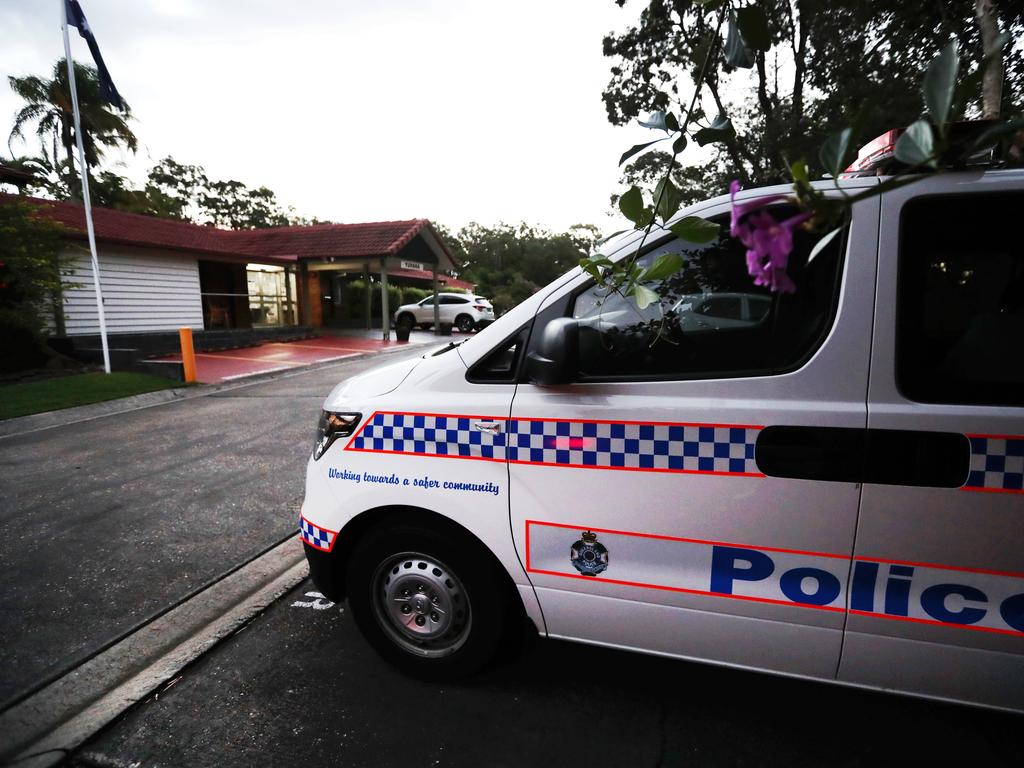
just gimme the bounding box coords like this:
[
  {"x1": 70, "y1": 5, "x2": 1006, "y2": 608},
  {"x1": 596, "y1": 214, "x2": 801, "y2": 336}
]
[{"x1": 474, "y1": 304, "x2": 486, "y2": 311}]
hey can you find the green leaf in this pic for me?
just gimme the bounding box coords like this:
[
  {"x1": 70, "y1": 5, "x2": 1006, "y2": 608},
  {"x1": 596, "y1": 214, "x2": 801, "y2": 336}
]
[
  {"x1": 819, "y1": 127, "x2": 853, "y2": 177},
  {"x1": 619, "y1": 139, "x2": 665, "y2": 167},
  {"x1": 579, "y1": 260, "x2": 601, "y2": 280},
  {"x1": 664, "y1": 112, "x2": 680, "y2": 133},
  {"x1": 618, "y1": 186, "x2": 645, "y2": 225},
  {"x1": 654, "y1": 176, "x2": 684, "y2": 222},
  {"x1": 709, "y1": 113, "x2": 731, "y2": 131},
  {"x1": 790, "y1": 158, "x2": 810, "y2": 185},
  {"x1": 640, "y1": 252, "x2": 684, "y2": 283},
  {"x1": 694, "y1": 116, "x2": 735, "y2": 146},
  {"x1": 724, "y1": 14, "x2": 754, "y2": 69},
  {"x1": 893, "y1": 119, "x2": 935, "y2": 167},
  {"x1": 670, "y1": 216, "x2": 720, "y2": 244},
  {"x1": 672, "y1": 134, "x2": 688, "y2": 154},
  {"x1": 736, "y1": 6, "x2": 770, "y2": 51},
  {"x1": 924, "y1": 41, "x2": 959, "y2": 134},
  {"x1": 806, "y1": 226, "x2": 844, "y2": 265},
  {"x1": 638, "y1": 111, "x2": 668, "y2": 131},
  {"x1": 631, "y1": 284, "x2": 661, "y2": 310}
]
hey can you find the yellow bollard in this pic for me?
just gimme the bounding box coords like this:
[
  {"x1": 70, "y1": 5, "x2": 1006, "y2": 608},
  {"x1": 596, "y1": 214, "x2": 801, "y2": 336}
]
[{"x1": 179, "y1": 327, "x2": 197, "y2": 383}]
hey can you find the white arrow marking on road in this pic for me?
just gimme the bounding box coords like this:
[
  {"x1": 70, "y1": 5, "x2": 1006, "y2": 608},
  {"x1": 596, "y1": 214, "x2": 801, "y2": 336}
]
[{"x1": 290, "y1": 591, "x2": 335, "y2": 610}]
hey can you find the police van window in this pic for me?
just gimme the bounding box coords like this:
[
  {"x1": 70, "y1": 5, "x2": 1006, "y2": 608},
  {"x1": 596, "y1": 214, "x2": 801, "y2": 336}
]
[
  {"x1": 468, "y1": 327, "x2": 528, "y2": 383},
  {"x1": 897, "y1": 192, "x2": 1024, "y2": 406},
  {"x1": 570, "y1": 209, "x2": 845, "y2": 381}
]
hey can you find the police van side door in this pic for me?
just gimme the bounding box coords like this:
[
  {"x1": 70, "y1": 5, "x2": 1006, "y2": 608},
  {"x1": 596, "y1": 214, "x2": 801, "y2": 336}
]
[
  {"x1": 509, "y1": 191, "x2": 880, "y2": 680},
  {"x1": 840, "y1": 178, "x2": 1024, "y2": 711}
]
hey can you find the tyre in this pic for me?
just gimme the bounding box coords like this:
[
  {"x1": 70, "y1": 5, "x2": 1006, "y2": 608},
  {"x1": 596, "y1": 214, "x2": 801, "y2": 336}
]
[
  {"x1": 455, "y1": 314, "x2": 476, "y2": 333},
  {"x1": 347, "y1": 522, "x2": 511, "y2": 679}
]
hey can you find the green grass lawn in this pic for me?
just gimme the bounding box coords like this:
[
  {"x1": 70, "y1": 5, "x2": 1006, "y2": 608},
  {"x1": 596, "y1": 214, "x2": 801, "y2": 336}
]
[{"x1": 0, "y1": 372, "x2": 178, "y2": 420}]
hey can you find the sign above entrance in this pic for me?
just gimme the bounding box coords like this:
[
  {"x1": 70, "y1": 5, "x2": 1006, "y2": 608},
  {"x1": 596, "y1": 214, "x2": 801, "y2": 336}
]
[{"x1": 400, "y1": 260, "x2": 426, "y2": 272}]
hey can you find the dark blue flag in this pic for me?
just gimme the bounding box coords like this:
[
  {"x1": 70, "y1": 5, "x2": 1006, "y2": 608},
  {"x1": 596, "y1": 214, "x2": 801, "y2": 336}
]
[{"x1": 64, "y1": 0, "x2": 124, "y2": 110}]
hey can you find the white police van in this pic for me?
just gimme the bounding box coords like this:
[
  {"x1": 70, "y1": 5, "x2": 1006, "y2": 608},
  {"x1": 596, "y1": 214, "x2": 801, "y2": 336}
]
[{"x1": 301, "y1": 167, "x2": 1024, "y2": 712}]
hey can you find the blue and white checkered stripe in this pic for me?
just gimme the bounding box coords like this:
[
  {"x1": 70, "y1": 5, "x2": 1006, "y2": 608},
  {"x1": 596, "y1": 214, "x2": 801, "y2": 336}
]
[
  {"x1": 300, "y1": 517, "x2": 337, "y2": 551},
  {"x1": 348, "y1": 412, "x2": 761, "y2": 476},
  {"x1": 965, "y1": 435, "x2": 1024, "y2": 493},
  {"x1": 506, "y1": 420, "x2": 760, "y2": 475},
  {"x1": 350, "y1": 413, "x2": 505, "y2": 460}
]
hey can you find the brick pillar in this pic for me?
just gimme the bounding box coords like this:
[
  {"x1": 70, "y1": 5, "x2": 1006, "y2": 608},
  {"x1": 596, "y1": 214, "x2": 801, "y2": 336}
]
[{"x1": 305, "y1": 271, "x2": 323, "y2": 327}]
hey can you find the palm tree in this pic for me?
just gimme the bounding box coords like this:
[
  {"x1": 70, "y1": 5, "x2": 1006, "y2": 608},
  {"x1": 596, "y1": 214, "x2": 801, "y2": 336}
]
[
  {"x1": 7, "y1": 58, "x2": 137, "y2": 198},
  {"x1": 0, "y1": 153, "x2": 54, "y2": 195}
]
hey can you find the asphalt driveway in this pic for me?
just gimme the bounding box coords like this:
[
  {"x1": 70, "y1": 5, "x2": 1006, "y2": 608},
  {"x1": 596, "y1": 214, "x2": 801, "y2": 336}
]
[
  {"x1": 0, "y1": 347, "x2": 426, "y2": 709},
  {"x1": 74, "y1": 578, "x2": 1020, "y2": 768}
]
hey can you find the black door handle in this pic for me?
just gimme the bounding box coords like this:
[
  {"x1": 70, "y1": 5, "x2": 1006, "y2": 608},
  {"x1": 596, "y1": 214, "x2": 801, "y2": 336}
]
[{"x1": 755, "y1": 426, "x2": 970, "y2": 488}]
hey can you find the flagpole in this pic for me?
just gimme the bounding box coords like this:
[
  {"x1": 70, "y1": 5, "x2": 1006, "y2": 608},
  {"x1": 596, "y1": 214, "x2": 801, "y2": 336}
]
[{"x1": 62, "y1": 0, "x2": 111, "y2": 373}]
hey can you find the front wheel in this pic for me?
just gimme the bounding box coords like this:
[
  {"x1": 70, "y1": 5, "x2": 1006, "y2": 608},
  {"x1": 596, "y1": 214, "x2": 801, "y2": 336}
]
[{"x1": 347, "y1": 523, "x2": 511, "y2": 679}]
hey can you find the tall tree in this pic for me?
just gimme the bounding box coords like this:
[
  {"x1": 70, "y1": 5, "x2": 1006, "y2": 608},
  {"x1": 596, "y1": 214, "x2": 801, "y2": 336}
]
[
  {"x1": 604, "y1": 1, "x2": 1024, "y2": 199},
  {"x1": 452, "y1": 222, "x2": 601, "y2": 313},
  {"x1": 0, "y1": 199, "x2": 71, "y2": 370},
  {"x1": 7, "y1": 59, "x2": 137, "y2": 197},
  {"x1": 75, "y1": 156, "x2": 320, "y2": 229}
]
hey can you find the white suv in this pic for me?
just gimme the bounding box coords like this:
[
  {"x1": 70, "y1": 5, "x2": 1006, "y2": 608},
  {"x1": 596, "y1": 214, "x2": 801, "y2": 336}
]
[{"x1": 393, "y1": 293, "x2": 494, "y2": 332}]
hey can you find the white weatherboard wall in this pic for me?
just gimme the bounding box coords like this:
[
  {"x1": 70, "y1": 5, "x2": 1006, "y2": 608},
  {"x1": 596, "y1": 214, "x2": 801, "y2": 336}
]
[{"x1": 60, "y1": 245, "x2": 204, "y2": 336}]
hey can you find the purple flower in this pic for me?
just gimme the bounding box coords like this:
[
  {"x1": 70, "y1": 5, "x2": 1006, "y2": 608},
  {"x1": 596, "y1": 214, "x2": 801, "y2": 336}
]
[{"x1": 729, "y1": 181, "x2": 809, "y2": 294}]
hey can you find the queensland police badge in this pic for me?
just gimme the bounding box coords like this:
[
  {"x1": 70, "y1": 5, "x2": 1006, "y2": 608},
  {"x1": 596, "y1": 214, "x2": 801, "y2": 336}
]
[{"x1": 570, "y1": 531, "x2": 609, "y2": 576}]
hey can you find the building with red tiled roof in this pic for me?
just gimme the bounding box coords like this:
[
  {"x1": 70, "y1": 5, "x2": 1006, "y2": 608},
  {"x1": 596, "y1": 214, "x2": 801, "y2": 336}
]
[{"x1": 3, "y1": 194, "x2": 471, "y2": 337}]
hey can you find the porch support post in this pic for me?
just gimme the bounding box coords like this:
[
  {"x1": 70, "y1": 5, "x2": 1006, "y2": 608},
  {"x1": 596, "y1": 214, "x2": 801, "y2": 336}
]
[
  {"x1": 284, "y1": 266, "x2": 294, "y2": 326},
  {"x1": 432, "y1": 262, "x2": 440, "y2": 333},
  {"x1": 363, "y1": 263, "x2": 372, "y2": 330},
  {"x1": 380, "y1": 258, "x2": 390, "y2": 341},
  {"x1": 298, "y1": 260, "x2": 311, "y2": 326}
]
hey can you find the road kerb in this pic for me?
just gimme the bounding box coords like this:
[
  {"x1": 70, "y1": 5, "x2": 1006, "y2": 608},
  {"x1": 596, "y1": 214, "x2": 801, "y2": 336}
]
[{"x1": 0, "y1": 537, "x2": 307, "y2": 768}]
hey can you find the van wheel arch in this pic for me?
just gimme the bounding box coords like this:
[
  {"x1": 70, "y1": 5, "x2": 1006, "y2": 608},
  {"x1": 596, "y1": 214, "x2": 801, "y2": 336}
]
[{"x1": 311, "y1": 506, "x2": 528, "y2": 629}]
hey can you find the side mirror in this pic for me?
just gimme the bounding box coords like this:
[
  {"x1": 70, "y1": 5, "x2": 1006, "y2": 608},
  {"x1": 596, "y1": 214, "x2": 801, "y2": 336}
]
[{"x1": 525, "y1": 317, "x2": 579, "y2": 385}]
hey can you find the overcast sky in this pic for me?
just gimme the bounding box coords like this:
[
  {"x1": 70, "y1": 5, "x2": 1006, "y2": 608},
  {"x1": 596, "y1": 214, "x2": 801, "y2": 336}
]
[{"x1": 0, "y1": 0, "x2": 664, "y2": 233}]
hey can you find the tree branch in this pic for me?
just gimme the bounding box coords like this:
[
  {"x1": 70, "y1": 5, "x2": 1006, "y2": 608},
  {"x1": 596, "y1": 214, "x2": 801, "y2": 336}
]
[{"x1": 974, "y1": 0, "x2": 1004, "y2": 119}]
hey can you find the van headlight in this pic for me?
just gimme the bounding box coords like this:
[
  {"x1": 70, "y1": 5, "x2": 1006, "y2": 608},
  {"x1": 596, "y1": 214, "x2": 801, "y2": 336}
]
[{"x1": 313, "y1": 411, "x2": 361, "y2": 461}]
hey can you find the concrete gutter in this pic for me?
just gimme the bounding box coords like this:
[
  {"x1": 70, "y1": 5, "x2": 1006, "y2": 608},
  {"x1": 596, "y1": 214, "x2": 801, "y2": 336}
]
[{"x1": 0, "y1": 538, "x2": 307, "y2": 768}]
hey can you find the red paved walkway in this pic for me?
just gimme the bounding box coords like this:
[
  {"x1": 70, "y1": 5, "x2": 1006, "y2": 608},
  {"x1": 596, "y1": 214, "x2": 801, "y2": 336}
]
[{"x1": 156, "y1": 334, "x2": 430, "y2": 384}]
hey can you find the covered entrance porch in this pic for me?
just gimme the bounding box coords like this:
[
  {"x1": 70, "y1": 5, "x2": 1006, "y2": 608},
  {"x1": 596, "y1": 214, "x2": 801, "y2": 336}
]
[{"x1": 298, "y1": 222, "x2": 462, "y2": 340}]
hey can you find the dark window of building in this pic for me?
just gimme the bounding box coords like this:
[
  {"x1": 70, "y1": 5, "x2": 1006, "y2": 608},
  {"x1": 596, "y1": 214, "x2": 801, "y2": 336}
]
[
  {"x1": 897, "y1": 192, "x2": 1024, "y2": 406},
  {"x1": 570, "y1": 210, "x2": 845, "y2": 381},
  {"x1": 198, "y1": 261, "x2": 252, "y2": 330}
]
